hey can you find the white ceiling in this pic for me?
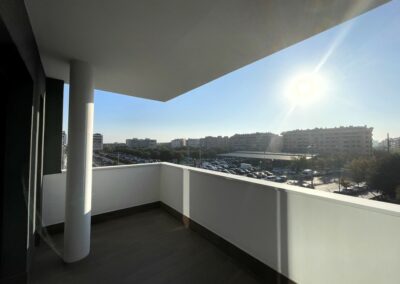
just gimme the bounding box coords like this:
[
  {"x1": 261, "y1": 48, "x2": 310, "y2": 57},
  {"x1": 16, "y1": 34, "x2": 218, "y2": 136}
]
[{"x1": 25, "y1": 0, "x2": 388, "y2": 101}]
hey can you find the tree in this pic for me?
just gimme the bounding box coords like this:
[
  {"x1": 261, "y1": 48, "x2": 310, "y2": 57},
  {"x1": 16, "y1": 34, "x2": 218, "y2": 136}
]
[
  {"x1": 191, "y1": 150, "x2": 200, "y2": 159},
  {"x1": 369, "y1": 154, "x2": 400, "y2": 199},
  {"x1": 174, "y1": 152, "x2": 184, "y2": 163},
  {"x1": 340, "y1": 178, "x2": 351, "y2": 189},
  {"x1": 347, "y1": 158, "x2": 373, "y2": 186},
  {"x1": 160, "y1": 149, "x2": 173, "y2": 161},
  {"x1": 290, "y1": 157, "x2": 309, "y2": 173},
  {"x1": 313, "y1": 157, "x2": 326, "y2": 171}
]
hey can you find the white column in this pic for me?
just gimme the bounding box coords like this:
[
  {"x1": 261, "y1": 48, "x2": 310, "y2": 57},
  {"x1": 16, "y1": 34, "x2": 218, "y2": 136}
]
[{"x1": 64, "y1": 60, "x2": 94, "y2": 263}]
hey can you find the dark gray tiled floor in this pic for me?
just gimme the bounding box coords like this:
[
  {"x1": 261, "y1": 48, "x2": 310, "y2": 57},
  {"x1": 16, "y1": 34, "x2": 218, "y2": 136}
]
[{"x1": 30, "y1": 209, "x2": 263, "y2": 284}]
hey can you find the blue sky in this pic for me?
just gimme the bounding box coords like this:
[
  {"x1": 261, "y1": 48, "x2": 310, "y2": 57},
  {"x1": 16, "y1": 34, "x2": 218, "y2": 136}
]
[{"x1": 63, "y1": 1, "x2": 400, "y2": 143}]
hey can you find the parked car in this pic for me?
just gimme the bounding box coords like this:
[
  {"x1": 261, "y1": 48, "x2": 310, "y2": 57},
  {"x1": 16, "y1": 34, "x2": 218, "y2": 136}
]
[
  {"x1": 302, "y1": 183, "x2": 314, "y2": 188},
  {"x1": 275, "y1": 176, "x2": 287, "y2": 183}
]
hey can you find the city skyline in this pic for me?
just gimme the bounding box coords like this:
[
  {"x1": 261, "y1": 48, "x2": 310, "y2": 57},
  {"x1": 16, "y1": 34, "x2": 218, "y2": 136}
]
[
  {"x1": 62, "y1": 126, "x2": 393, "y2": 145},
  {"x1": 62, "y1": 1, "x2": 400, "y2": 143}
]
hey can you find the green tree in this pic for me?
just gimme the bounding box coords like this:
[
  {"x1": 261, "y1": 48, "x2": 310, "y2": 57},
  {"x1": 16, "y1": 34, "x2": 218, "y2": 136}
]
[
  {"x1": 174, "y1": 152, "x2": 184, "y2": 163},
  {"x1": 191, "y1": 149, "x2": 200, "y2": 159},
  {"x1": 369, "y1": 154, "x2": 400, "y2": 199},
  {"x1": 160, "y1": 149, "x2": 173, "y2": 161},
  {"x1": 348, "y1": 158, "x2": 373, "y2": 186},
  {"x1": 290, "y1": 156, "x2": 309, "y2": 173}
]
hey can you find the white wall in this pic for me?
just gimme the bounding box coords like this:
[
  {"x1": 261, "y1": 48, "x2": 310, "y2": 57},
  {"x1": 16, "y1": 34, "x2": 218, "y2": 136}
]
[
  {"x1": 43, "y1": 162, "x2": 400, "y2": 284},
  {"x1": 42, "y1": 163, "x2": 160, "y2": 226},
  {"x1": 159, "y1": 164, "x2": 184, "y2": 212},
  {"x1": 285, "y1": 188, "x2": 400, "y2": 284},
  {"x1": 159, "y1": 163, "x2": 400, "y2": 284}
]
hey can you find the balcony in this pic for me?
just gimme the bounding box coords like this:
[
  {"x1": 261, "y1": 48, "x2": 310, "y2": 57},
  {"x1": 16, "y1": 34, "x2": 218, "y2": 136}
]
[
  {"x1": 3, "y1": 1, "x2": 397, "y2": 283},
  {"x1": 34, "y1": 163, "x2": 400, "y2": 284}
]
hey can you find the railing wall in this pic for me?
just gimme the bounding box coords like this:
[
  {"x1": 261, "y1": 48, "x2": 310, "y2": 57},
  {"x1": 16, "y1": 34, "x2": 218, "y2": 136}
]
[
  {"x1": 42, "y1": 163, "x2": 160, "y2": 226},
  {"x1": 159, "y1": 163, "x2": 400, "y2": 284},
  {"x1": 43, "y1": 162, "x2": 400, "y2": 284}
]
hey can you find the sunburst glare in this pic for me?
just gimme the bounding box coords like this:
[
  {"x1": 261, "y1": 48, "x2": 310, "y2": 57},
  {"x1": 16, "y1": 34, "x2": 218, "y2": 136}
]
[{"x1": 285, "y1": 72, "x2": 327, "y2": 106}]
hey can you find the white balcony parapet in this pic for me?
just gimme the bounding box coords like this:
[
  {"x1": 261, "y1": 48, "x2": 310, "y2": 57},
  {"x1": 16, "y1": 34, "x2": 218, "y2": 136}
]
[
  {"x1": 43, "y1": 162, "x2": 400, "y2": 284},
  {"x1": 42, "y1": 163, "x2": 161, "y2": 226}
]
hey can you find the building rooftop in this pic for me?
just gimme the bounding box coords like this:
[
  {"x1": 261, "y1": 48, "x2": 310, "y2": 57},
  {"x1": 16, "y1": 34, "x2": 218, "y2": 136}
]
[
  {"x1": 218, "y1": 151, "x2": 313, "y2": 161},
  {"x1": 281, "y1": 126, "x2": 373, "y2": 134}
]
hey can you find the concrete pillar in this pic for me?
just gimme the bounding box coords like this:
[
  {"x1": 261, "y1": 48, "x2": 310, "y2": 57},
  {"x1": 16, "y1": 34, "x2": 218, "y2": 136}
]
[{"x1": 64, "y1": 60, "x2": 94, "y2": 263}]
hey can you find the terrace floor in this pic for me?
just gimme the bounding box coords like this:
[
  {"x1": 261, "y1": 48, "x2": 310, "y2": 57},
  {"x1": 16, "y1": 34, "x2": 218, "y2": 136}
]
[{"x1": 29, "y1": 208, "x2": 265, "y2": 284}]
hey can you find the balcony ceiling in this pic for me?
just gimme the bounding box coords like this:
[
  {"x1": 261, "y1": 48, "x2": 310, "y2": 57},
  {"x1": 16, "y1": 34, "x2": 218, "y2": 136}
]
[{"x1": 25, "y1": 0, "x2": 388, "y2": 101}]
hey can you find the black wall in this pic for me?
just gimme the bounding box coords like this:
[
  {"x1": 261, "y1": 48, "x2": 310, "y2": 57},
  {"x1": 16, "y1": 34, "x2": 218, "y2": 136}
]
[
  {"x1": 0, "y1": 1, "x2": 46, "y2": 283},
  {"x1": 43, "y1": 78, "x2": 64, "y2": 175}
]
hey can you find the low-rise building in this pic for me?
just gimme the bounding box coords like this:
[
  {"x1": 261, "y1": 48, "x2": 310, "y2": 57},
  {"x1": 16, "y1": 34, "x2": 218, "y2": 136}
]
[{"x1": 126, "y1": 138, "x2": 157, "y2": 148}]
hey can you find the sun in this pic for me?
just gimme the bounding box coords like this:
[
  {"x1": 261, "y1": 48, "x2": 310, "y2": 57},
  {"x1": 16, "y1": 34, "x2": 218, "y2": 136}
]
[{"x1": 286, "y1": 72, "x2": 326, "y2": 106}]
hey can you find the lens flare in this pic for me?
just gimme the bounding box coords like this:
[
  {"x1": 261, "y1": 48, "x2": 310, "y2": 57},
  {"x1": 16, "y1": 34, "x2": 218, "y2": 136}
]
[{"x1": 286, "y1": 72, "x2": 326, "y2": 106}]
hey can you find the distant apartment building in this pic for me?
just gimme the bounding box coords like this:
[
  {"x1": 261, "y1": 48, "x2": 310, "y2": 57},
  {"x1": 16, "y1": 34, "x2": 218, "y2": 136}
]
[
  {"x1": 377, "y1": 137, "x2": 400, "y2": 152},
  {"x1": 200, "y1": 136, "x2": 229, "y2": 149},
  {"x1": 170, "y1": 138, "x2": 186, "y2": 148},
  {"x1": 61, "y1": 131, "x2": 67, "y2": 169},
  {"x1": 126, "y1": 138, "x2": 157, "y2": 148},
  {"x1": 62, "y1": 130, "x2": 67, "y2": 146},
  {"x1": 391, "y1": 137, "x2": 400, "y2": 152},
  {"x1": 229, "y1": 132, "x2": 282, "y2": 152},
  {"x1": 187, "y1": 138, "x2": 201, "y2": 148},
  {"x1": 157, "y1": 142, "x2": 170, "y2": 147},
  {"x1": 282, "y1": 126, "x2": 373, "y2": 156},
  {"x1": 93, "y1": 133, "x2": 104, "y2": 151}
]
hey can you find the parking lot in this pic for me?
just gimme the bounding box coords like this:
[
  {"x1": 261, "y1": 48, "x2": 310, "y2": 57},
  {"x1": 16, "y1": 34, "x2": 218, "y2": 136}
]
[
  {"x1": 93, "y1": 152, "x2": 159, "y2": 167},
  {"x1": 194, "y1": 158, "x2": 316, "y2": 185},
  {"x1": 91, "y1": 153, "x2": 381, "y2": 200},
  {"x1": 190, "y1": 158, "x2": 381, "y2": 199}
]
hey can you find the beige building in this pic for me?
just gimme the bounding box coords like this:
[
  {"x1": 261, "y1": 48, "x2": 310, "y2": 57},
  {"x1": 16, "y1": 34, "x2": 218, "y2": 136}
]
[
  {"x1": 187, "y1": 138, "x2": 201, "y2": 148},
  {"x1": 391, "y1": 138, "x2": 400, "y2": 152},
  {"x1": 377, "y1": 137, "x2": 400, "y2": 152},
  {"x1": 126, "y1": 138, "x2": 157, "y2": 148},
  {"x1": 229, "y1": 132, "x2": 282, "y2": 152},
  {"x1": 282, "y1": 126, "x2": 373, "y2": 156},
  {"x1": 200, "y1": 136, "x2": 229, "y2": 149},
  {"x1": 170, "y1": 138, "x2": 186, "y2": 148}
]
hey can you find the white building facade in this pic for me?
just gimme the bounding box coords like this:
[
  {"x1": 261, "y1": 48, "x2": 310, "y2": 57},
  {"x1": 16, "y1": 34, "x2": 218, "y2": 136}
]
[
  {"x1": 93, "y1": 133, "x2": 103, "y2": 151},
  {"x1": 187, "y1": 138, "x2": 200, "y2": 148},
  {"x1": 170, "y1": 138, "x2": 186, "y2": 148}
]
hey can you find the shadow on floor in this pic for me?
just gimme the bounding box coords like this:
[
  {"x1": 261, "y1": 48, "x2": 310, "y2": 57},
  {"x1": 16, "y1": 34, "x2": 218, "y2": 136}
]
[{"x1": 29, "y1": 208, "x2": 264, "y2": 284}]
